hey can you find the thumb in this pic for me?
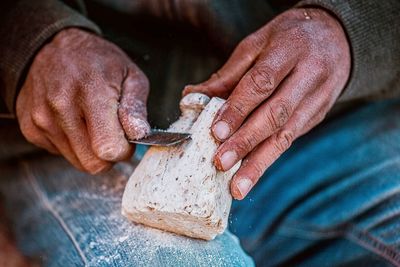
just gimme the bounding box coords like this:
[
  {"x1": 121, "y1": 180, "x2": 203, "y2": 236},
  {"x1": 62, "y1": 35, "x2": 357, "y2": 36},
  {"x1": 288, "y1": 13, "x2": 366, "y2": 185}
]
[
  {"x1": 183, "y1": 35, "x2": 264, "y2": 98},
  {"x1": 118, "y1": 67, "x2": 151, "y2": 140}
]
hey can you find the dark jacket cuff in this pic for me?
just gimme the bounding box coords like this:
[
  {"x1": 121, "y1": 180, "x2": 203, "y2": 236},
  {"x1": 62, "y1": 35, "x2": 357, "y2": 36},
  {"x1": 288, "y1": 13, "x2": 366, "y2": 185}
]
[
  {"x1": 0, "y1": 0, "x2": 101, "y2": 114},
  {"x1": 297, "y1": 0, "x2": 400, "y2": 102}
]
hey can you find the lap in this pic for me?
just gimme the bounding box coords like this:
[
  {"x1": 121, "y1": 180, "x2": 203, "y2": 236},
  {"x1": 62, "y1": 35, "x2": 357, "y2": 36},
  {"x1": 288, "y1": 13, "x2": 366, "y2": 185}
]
[
  {"x1": 231, "y1": 99, "x2": 400, "y2": 266},
  {"x1": 0, "y1": 155, "x2": 253, "y2": 267},
  {"x1": 3, "y1": 98, "x2": 400, "y2": 266}
]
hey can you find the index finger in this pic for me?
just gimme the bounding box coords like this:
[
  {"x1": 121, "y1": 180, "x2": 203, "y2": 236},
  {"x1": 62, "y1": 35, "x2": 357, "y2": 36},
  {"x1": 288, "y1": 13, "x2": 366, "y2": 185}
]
[
  {"x1": 211, "y1": 46, "x2": 298, "y2": 141},
  {"x1": 183, "y1": 31, "x2": 268, "y2": 98}
]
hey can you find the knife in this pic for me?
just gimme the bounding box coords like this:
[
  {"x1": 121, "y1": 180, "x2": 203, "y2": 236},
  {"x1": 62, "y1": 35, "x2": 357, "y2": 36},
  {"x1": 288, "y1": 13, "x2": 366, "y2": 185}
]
[{"x1": 128, "y1": 129, "x2": 191, "y2": 146}]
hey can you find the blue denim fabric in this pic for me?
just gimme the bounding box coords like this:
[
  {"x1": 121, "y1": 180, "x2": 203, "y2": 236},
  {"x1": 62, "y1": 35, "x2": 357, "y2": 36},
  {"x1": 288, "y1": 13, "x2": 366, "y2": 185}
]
[{"x1": 230, "y1": 99, "x2": 400, "y2": 266}]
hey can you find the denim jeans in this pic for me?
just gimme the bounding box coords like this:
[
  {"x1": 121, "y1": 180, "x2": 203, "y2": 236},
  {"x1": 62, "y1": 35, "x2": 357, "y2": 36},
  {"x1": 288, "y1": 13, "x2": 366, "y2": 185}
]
[
  {"x1": 0, "y1": 144, "x2": 253, "y2": 267},
  {"x1": 2, "y1": 1, "x2": 399, "y2": 265},
  {"x1": 1, "y1": 99, "x2": 400, "y2": 266}
]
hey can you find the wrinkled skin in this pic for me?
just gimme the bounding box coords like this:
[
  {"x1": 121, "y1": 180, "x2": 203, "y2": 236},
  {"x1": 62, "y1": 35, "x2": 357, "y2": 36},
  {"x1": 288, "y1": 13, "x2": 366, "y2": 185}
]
[
  {"x1": 184, "y1": 8, "x2": 351, "y2": 200},
  {"x1": 16, "y1": 28, "x2": 151, "y2": 174}
]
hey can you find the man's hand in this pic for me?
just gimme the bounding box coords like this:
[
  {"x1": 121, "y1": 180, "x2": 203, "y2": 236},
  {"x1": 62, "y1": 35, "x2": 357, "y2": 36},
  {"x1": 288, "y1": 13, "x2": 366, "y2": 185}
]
[
  {"x1": 184, "y1": 8, "x2": 351, "y2": 200},
  {"x1": 16, "y1": 28, "x2": 151, "y2": 174}
]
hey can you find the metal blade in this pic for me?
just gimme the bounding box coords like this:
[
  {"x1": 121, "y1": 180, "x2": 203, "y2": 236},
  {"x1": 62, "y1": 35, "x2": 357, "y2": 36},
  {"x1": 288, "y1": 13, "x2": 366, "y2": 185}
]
[{"x1": 128, "y1": 129, "x2": 191, "y2": 146}]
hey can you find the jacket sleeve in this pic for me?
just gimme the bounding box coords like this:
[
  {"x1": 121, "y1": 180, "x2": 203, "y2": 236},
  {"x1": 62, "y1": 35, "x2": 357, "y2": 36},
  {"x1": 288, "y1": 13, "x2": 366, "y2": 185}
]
[
  {"x1": 0, "y1": 0, "x2": 101, "y2": 115},
  {"x1": 297, "y1": 0, "x2": 400, "y2": 102}
]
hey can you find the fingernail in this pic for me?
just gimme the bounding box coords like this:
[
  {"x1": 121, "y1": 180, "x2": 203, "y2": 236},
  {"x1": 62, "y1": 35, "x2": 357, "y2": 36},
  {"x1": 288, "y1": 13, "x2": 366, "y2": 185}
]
[
  {"x1": 219, "y1": 150, "x2": 237, "y2": 170},
  {"x1": 213, "y1": 121, "x2": 230, "y2": 140},
  {"x1": 236, "y1": 178, "x2": 253, "y2": 199}
]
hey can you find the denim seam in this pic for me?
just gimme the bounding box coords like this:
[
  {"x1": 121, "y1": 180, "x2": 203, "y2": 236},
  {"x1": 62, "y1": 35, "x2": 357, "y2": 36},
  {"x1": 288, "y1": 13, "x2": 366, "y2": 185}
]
[
  {"x1": 22, "y1": 161, "x2": 88, "y2": 266},
  {"x1": 345, "y1": 224, "x2": 400, "y2": 266},
  {"x1": 363, "y1": 209, "x2": 400, "y2": 232},
  {"x1": 279, "y1": 221, "x2": 400, "y2": 266}
]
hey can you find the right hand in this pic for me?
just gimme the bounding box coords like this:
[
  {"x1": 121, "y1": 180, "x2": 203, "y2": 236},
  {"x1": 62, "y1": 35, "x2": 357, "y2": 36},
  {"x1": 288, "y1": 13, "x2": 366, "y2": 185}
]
[{"x1": 16, "y1": 28, "x2": 151, "y2": 174}]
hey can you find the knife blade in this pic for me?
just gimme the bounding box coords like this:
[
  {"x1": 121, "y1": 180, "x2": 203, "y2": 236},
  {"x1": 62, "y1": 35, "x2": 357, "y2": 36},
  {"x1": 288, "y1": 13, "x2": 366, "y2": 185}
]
[{"x1": 128, "y1": 129, "x2": 191, "y2": 146}]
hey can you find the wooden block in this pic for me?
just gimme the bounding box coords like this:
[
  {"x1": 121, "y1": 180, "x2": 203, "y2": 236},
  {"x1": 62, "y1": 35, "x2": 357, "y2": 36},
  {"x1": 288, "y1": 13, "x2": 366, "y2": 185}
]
[{"x1": 122, "y1": 93, "x2": 241, "y2": 240}]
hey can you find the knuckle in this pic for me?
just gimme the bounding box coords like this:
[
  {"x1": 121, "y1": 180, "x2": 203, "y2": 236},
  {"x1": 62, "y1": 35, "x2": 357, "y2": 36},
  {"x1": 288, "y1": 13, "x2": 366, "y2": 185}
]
[
  {"x1": 265, "y1": 100, "x2": 291, "y2": 129},
  {"x1": 235, "y1": 134, "x2": 258, "y2": 154},
  {"x1": 237, "y1": 33, "x2": 264, "y2": 54},
  {"x1": 48, "y1": 95, "x2": 70, "y2": 114},
  {"x1": 210, "y1": 73, "x2": 219, "y2": 81},
  {"x1": 127, "y1": 66, "x2": 150, "y2": 86},
  {"x1": 311, "y1": 59, "x2": 332, "y2": 80},
  {"x1": 136, "y1": 73, "x2": 150, "y2": 88},
  {"x1": 228, "y1": 101, "x2": 247, "y2": 120},
  {"x1": 237, "y1": 37, "x2": 253, "y2": 52},
  {"x1": 214, "y1": 71, "x2": 229, "y2": 92},
  {"x1": 249, "y1": 160, "x2": 266, "y2": 178},
  {"x1": 273, "y1": 130, "x2": 294, "y2": 154},
  {"x1": 244, "y1": 33, "x2": 265, "y2": 50},
  {"x1": 31, "y1": 108, "x2": 49, "y2": 130},
  {"x1": 249, "y1": 67, "x2": 275, "y2": 96}
]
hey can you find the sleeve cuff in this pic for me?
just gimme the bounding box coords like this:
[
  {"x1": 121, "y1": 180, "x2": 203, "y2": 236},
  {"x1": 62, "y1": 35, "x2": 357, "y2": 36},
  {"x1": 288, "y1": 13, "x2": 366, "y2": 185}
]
[
  {"x1": 297, "y1": 0, "x2": 400, "y2": 102},
  {"x1": 0, "y1": 0, "x2": 101, "y2": 113}
]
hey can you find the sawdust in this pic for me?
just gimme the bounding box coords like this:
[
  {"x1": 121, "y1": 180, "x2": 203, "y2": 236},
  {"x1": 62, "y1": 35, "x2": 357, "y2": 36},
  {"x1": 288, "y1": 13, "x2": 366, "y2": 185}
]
[{"x1": 82, "y1": 161, "x2": 249, "y2": 266}]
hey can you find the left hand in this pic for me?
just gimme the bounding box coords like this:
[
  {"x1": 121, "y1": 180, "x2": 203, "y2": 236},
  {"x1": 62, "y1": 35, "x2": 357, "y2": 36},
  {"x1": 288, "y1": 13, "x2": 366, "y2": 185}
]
[{"x1": 183, "y1": 8, "x2": 351, "y2": 200}]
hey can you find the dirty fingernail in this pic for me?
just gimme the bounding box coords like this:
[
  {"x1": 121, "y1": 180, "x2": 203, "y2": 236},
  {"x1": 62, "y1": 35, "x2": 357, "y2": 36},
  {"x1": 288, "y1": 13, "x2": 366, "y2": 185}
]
[
  {"x1": 213, "y1": 121, "x2": 230, "y2": 140},
  {"x1": 220, "y1": 150, "x2": 237, "y2": 171},
  {"x1": 127, "y1": 117, "x2": 151, "y2": 140},
  {"x1": 236, "y1": 178, "x2": 253, "y2": 199}
]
